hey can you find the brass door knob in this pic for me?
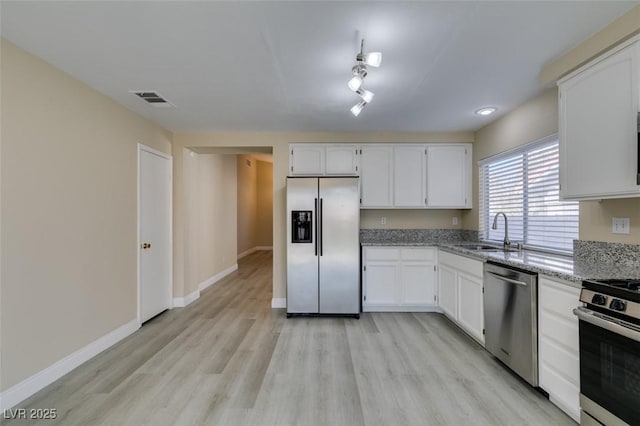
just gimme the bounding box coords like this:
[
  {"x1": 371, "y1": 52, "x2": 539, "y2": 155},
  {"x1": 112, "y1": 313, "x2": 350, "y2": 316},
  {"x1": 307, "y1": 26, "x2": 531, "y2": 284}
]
[{"x1": 141, "y1": 243, "x2": 151, "y2": 249}]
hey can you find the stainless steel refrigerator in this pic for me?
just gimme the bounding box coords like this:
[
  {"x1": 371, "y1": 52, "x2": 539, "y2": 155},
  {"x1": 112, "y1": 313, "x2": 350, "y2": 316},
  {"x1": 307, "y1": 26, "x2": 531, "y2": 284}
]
[{"x1": 286, "y1": 177, "x2": 360, "y2": 317}]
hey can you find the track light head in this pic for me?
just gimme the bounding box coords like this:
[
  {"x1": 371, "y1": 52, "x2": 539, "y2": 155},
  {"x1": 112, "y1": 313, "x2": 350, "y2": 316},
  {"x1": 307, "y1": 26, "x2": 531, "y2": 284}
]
[
  {"x1": 350, "y1": 101, "x2": 366, "y2": 117},
  {"x1": 356, "y1": 88, "x2": 374, "y2": 103}
]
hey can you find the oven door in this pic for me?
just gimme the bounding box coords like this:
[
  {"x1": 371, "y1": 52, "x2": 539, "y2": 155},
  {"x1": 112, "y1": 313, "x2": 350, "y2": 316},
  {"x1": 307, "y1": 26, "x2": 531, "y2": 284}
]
[{"x1": 574, "y1": 306, "x2": 640, "y2": 425}]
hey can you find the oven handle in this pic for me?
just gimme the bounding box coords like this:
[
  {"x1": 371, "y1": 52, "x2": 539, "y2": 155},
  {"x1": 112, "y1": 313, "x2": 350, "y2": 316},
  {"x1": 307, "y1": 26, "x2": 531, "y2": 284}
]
[{"x1": 574, "y1": 306, "x2": 640, "y2": 343}]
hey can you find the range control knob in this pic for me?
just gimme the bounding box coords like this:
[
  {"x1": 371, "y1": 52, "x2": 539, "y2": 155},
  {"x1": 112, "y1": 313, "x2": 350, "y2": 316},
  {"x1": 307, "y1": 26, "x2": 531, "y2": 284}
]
[
  {"x1": 609, "y1": 299, "x2": 627, "y2": 312},
  {"x1": 591, "y1": 294, "x2": 608, "y2": 306}
]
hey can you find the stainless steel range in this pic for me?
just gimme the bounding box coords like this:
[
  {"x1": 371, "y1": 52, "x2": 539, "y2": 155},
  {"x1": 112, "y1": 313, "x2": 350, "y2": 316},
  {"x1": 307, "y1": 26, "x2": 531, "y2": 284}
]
[{"x1": 574, "y1": 278, "x2": 640, "y2": 425}]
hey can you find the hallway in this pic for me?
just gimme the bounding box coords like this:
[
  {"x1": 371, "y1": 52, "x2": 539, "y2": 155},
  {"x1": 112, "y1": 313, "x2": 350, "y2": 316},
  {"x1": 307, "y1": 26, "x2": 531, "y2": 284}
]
[{"x1": 5, "y1": 251, "x2": 572, "y2": 425}]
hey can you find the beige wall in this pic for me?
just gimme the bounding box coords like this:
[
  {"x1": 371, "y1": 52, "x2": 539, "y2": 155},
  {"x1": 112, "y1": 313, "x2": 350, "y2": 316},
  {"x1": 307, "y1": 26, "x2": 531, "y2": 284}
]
[
  {"x1": 172, "y1": 132, "x2": 473, "y2": 302},
  {"x1": 463, "y1": 88, "x2": 640, "y2": 245},
  {"x1": 361, "y1": 209, "x2": 462, "y2": 229},
  {"x1": 1, "y1": 40, "x2": 172, "y2": 391},
  {"x1": 540, "y1": 4, "x2": 640, "y2": 85},
  {"x1": 256, "y1": 161, "x2": 273, "y2": 247},
  {"x1": 237, "y1": 155, "x2": 258, "y2": 255},
  {"x1": 580, "y1": 199, "x2": 640, "y2": 244},
  {"x1": 197, "y1": 154, "x2": 237, "y2": 284},
  {"x1": 183, "y1": 148, "x2": 199, "y2": 298},
  {"x1": 461, "y1": 89, "x2": 559, "y2": 231},
  {"x1": 466, "y1": 5, "x2": 640, "y2": 245}
]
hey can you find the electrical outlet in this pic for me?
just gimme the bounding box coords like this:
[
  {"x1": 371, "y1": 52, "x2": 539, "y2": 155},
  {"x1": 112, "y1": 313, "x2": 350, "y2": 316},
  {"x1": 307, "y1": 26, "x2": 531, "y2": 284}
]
[
  {"x1": 612, "y1": 217, "x2": 630, "y2": 234},
  {"x1": 380, "y1": 216, "x2": 387, "y2": 225},
  {"x1": 452, "y1": 217, "x2": 459, "y2": 226}
]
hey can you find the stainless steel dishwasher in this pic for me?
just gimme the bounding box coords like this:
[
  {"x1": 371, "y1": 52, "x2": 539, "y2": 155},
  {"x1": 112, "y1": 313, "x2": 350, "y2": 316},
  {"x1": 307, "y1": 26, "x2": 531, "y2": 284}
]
[{"x1": 483, "y1": 261, "x2": 539, "y2": 386}]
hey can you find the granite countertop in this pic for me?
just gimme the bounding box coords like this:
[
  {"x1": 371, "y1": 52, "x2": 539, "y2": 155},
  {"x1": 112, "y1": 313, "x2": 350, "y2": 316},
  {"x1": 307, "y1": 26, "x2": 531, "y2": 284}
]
[
  {"x1": 437, "y1": 243, "x2": 579, "y2": 284},
  {"x1": 360, "y1": 229, "x2": 640, "y2": 285}
]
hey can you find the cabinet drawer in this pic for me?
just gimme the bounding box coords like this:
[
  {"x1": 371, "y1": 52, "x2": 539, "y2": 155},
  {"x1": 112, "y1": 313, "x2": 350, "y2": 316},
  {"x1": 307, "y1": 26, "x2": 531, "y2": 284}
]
[
  {"x1": 364, "y1": 247, "x2": 399, "y2": 261},
  {"x1": 400, "y1": 247, "x2": 435, "y2": 261},
  {"x1": 438, "y1": 250, "x2": 483, "y2": 278},
  {"x1": 539, "y1": 277, "x2": 580, "y2": 317}
]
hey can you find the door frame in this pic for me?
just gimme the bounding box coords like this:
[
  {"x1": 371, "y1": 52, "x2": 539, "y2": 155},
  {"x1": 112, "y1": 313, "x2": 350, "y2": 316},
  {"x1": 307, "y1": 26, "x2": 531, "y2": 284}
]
[{"x1": 137, "y1": 143, "x2": 173, "y2": 325}]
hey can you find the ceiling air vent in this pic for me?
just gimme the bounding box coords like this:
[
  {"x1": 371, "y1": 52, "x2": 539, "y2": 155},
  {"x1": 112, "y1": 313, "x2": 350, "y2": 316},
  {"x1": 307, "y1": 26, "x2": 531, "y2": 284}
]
[{"x1": 129, "y1": 91, "x2": 174, "y2": 107}]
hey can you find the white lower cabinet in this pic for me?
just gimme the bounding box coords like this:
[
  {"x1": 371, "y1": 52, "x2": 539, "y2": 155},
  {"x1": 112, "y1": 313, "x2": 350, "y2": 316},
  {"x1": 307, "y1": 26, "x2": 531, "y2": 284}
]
[
  {"x1": 437, "y1": 263, "x2": 457, "y2": 318},
  {"x1": 437, "y1": 251, "x2": 484, "y2": 344},
  {"x1": 363, "y1": 246, "x2": 437, "y2": 312},
  {"x1": 538, "y1": 275, "x2": 580, "y2": 423},
  {"x1": 456, "y1": 271, "x2": 484, "y2": 342}
]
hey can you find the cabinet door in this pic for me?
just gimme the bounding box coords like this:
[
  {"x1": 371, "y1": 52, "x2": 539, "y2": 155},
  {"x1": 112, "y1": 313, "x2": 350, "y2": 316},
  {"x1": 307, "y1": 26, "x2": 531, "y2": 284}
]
[
  {"x1": 559, "y1": 41, "x2": 640, "y2": 200},
  {"x1": 437, "y1": 263, "x2": 458, "y2": 319},
  {"x1": 426, "y1": 145, "x2": 471, "y2": 208},
  {"x1": 363, "y1": 262, "x2": 398, "y2": 309},
  {"x1": 326, "y1": 145, "x2": 359, "y2": 175},
  {"x1": 457, "y1": 272, "x2": 484, "y2": 344},
  {"x1": 538, "y1": 276, "x2": 580, "y2": 422},
  {"x1": 393, "y1": 145, "x2": 426, "y2": 207},
  {"x1": 290, "y1": 144, "x2": 325, "y2": 175},
  {"x1": 400, "y1": 261, "x2": 436, "y2": 305},
  {"x1": 360, "y1": 145, "x2": 393, "y2": 208}
]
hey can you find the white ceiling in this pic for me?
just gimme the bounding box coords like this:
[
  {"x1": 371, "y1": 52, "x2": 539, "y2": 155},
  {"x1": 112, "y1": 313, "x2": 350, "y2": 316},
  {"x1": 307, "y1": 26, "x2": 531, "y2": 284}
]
[{"x1": 1, "y1": 1, "x2": 637, "y2": 134}]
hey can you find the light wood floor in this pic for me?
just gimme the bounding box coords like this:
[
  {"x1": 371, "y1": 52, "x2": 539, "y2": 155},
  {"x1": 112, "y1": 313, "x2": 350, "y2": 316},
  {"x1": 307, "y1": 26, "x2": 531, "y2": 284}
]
[{"x1": 5, "y1": 251, "x2": 575, "y2": 425}]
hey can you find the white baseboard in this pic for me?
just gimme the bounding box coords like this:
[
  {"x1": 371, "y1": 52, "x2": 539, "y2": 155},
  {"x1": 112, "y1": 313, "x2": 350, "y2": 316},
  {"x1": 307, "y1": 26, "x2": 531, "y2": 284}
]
[
  {"x1": 362, "y1": 305, "x2": 442, "y2": 313},
  {"x1": 173, "y1": 264, "x2": 239, "y2": 309},
  {"x1": 238, "y1": 246, "x2": 272, "y2": 260},
  {"x1": 237, "y1": 247, "x2": 257, "y2": 260},
  {"x1": 0, "y1": 319, "x2": 140, "y2": 412},
  {"x1": 271, "y1": 298, "x2": 286, "y2": 308},
  {"x1": 198, "y1": 264, "x2": 238, "y2": 292},
  {"x1": 173, "y1": 290, "x2": 199, "y2": 308}
]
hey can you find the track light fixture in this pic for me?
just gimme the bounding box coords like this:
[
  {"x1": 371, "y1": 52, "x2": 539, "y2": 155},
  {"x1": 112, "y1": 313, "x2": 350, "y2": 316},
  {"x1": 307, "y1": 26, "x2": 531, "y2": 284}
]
[{"x1": 348, "y1": 38, "x2": 381, "y2": 117}]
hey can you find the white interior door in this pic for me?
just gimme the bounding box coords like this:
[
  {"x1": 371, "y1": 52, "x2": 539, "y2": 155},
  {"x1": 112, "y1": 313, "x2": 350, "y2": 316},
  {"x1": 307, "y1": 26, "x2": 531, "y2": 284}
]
[{"x1": 139, "y1": 145, "x2": 172, "y2": 323}]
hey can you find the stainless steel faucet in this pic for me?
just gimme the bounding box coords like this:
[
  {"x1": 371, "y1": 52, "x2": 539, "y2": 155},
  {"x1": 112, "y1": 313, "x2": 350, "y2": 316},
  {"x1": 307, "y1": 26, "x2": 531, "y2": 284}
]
[{"x1": 492, "y1": 212, "x2": 510, "y2": 248}]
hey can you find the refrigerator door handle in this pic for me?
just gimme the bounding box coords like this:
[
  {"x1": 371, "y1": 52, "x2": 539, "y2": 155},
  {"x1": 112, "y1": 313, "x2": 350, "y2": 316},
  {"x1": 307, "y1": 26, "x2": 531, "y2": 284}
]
[
  {"x1": 319, "y1": 198, "x2": 323, "y2": 256},
  {"x1": 314, "y1": 198, "x2": 318, "y2": 256}
]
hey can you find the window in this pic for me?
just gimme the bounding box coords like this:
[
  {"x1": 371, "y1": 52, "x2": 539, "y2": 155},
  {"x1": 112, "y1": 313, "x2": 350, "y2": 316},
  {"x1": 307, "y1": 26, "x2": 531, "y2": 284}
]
[{"x1": 479, "y1": 135, "x2": 578, "y2": 253}]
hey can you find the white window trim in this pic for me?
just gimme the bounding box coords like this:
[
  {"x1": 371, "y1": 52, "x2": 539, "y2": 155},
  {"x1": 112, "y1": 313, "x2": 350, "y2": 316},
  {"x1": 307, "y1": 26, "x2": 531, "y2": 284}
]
[{"x1": 478, "y1": 133, "x2": 578, "y2": 255}]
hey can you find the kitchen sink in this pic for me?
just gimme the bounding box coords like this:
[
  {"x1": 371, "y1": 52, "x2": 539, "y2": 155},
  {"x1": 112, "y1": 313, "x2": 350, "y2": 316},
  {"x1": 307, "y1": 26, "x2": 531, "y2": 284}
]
[
  {"x1": 453, "y1": 243, "x2": 519, "y2": 253},
  {"x1": 453, "y1": 243, "x2": 502, "y2": 251}
]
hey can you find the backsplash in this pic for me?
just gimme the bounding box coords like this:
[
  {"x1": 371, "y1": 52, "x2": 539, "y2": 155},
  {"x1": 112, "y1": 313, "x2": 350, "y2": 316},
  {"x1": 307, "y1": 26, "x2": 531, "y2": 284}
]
[
  {"x1": 574, "y1": 240, "x2": 640, "y2": 268},
  {"x1": 360, "y1": 229, "x2": 479, "y2": 245}
]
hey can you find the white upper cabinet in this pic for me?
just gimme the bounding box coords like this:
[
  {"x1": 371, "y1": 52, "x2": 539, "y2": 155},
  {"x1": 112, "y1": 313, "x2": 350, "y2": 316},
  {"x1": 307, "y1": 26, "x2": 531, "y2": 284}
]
[
  {"x1": 360, "y1": 145, "x2": 394, "y2": 208},
  {"x1": 394, "y1": 145, "x2": 427, "y2": 207},
  {"x1": 291, "y1": 142, "x2": 473, "y2": 209},
  {"x1": 426, "y1": 145, "x2": 471, "y2": 208},
  {"x1": 558, "y1": 37, "x2": 640, "y2": 200},
  {"x1": 289, "y1": 144, "x2": 358, "y2": 176},
  {"x1": 289, "y1": 144, "x2": 325, "y2": 175},
  {"x1": 325, "y1": 145, "x2": 359, "y2": 175}
]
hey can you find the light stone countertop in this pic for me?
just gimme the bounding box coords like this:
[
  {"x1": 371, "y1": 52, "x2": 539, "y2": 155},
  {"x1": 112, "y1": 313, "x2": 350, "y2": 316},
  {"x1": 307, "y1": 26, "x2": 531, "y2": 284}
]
[{"x1": 360, "y1": 229, "x2": 640, "y2": 286}]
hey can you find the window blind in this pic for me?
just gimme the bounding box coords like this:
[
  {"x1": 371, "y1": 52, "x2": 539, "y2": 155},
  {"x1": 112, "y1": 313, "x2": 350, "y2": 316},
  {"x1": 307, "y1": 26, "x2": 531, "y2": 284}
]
[{"x1": 479, "y1": 136, "x2": 578, "y2": 253}]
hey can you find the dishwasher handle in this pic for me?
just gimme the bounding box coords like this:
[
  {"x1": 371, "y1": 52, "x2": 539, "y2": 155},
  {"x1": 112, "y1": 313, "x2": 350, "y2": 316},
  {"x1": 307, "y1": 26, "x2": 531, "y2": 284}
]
[{"x1": 486, "y1": 271, "x2": 528, "y2": 287}]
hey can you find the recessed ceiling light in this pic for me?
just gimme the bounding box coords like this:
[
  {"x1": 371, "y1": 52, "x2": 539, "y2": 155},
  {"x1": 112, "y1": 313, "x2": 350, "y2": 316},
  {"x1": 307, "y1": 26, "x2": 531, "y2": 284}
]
[{"x1": 475, "y1": 107, "x2": 497, "y2": 116}]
